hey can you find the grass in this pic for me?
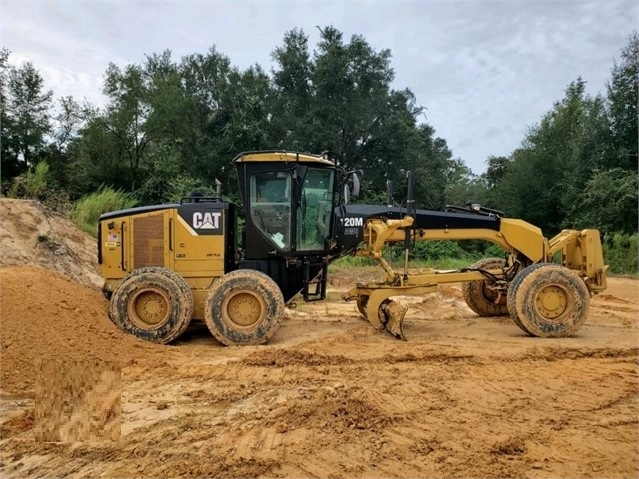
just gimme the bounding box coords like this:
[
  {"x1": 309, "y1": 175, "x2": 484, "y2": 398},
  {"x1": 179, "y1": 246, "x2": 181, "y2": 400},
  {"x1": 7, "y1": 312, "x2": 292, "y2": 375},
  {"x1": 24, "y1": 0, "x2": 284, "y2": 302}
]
[
  {"x1": 70, "y1": 187, "x2": 137, "y2": 237},
  {"x1": 329, "y1": 254, "x2": 487, "y2": 272},
  {"x1": 8, "y1": 161, "x2": 50, "y2": 199}
]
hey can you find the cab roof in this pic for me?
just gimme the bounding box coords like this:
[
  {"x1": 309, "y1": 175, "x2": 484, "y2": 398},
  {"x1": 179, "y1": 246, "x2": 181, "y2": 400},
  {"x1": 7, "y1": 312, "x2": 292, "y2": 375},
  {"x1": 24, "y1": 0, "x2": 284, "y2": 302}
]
[{"x1": 233, "y1": 150, "x2": 336, "y2": 166}]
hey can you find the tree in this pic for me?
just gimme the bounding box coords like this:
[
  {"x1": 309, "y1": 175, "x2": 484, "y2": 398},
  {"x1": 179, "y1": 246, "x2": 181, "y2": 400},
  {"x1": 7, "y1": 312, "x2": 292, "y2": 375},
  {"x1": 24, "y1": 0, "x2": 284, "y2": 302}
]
[
  {"x1": 101, "y1": 62, "x2": 151, "y2": 190},
  {"x1": 1, "y1": 56, "x2": 53, "y2": 182},
  {"x1": 606, "y1": 32, "x2": 638, "y2": 170},
  {"x1": 0, "y1": 48, "x2": 16, "y2": 186},
  {"x1": 441, "y1": 159, "x2": 488, "y2": 208},
  {"x1": 572, "y1": 168, "x2": 638, "y2": 235},
  {"x1": 481, "y1": 156, "x2": 511, "y2": 190},
  {"x1": 412, "y1": 124, "x2": 457, "y2": 209},
  {"x1": 493, "y1": 79, "x2": 610, "y2": 233},
  {"x1": 271, "y1": 27, "x2": 441, "y2": 200},
  {"x1": 44, "y1": 96, "x2": 84, "y2": 189},
  {"x1": 270, "y1": 28, "x2": 313, "y2": 151},
  {"x1": 67, "y1": 107, "x2": 129, "y2": 196}
]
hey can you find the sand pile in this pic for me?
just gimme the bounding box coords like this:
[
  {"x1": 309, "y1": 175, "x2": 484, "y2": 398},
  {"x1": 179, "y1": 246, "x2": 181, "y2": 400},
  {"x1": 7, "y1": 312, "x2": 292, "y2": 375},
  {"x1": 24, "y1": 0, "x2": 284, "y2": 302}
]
[
  {"x1": 0, "y1": 199, "x2": 102, "y2": 288},
  {"x1": 0, "y1": 266, "x2": 158, "y2": 396},
  {"x1": 0, "y1": 199, "x2": 166, "y2": 398}
]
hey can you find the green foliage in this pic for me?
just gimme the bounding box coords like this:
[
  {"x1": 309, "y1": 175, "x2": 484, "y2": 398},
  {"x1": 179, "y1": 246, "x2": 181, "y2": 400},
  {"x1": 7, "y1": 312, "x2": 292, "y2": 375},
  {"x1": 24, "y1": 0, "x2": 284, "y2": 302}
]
[
  {"x1": 606, "y1": 32, "x2": 638, "y2": 170},
  {"x1": 411, "y1": 240, "x2": 469, "y2": 261},
  {"x1": 363, "y1": 239, "x2": 506, "y2": 266},
  {"x1": 404, "y1": 240, "x2": 504, "y2": 262},
  {"x1": 70, "y1": 187, "x2": 137, "y2": 237},
  {"x1": 8, "y1": 161, "x2": 50, "y2": 198},
  {"x1": 45, "y1": 96, "x2": 84, "y2": 189},
  {"x1": 603, "y1": 233, "x2": 638, "y2": 275},
  {"x1": 270, "y1": 27, "x2": 454, "y2": 201},
  {"x1": 332, "y1": 245, "x2": 503, "y2": 271},
  {"x1": 1, "y1": 55, "x2": 53, "y2": 181},
  {"x1": 330, "y1": 255, "x2": 379, "y2": 268},
  {"x1": 571, "y1": 168, "x2": 638, "y2": 234},
  {"x1": 493, "y1": 79, "x2": 611, "y2": 233}
]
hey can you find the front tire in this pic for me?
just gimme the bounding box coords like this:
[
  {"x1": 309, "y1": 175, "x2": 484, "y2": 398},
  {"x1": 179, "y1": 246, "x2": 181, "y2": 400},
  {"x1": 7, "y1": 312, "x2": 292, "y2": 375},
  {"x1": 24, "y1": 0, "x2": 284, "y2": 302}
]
[
  {"x1": 110, "y1": 267, "x2": 194, "y2": 344},
  {"x1": 462, "y1": 257, "x2": 509, "y2": 317},
  {"x1": 204, "y1": 270, "x2": 285, "y2": 345},
  {"x1": 507, "y1": 263, "x2": 590, "y2": 337}
]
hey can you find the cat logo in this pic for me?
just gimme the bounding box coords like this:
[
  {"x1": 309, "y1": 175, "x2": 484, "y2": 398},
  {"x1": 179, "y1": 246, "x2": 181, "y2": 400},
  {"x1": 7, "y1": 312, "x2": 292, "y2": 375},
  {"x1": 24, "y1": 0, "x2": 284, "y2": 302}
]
[
  {"x1": 178, "y1": 207, "x2": 224, "y2": 236},
  {"x1": 193, "y1": 211, "x2": 221, "y2": 230}
]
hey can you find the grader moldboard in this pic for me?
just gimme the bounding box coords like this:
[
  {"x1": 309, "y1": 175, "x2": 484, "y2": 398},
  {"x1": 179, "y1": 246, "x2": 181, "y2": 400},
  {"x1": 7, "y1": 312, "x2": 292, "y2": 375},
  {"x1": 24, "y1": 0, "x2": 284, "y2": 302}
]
[{"x1": 99, "y1": 151, "x2": 608, "y2": 345}]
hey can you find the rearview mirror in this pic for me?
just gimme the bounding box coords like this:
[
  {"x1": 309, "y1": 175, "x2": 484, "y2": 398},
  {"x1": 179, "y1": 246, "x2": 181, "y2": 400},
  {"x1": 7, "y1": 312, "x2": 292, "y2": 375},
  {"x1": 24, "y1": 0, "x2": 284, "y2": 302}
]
[{"x1": 351, "y1": 172, "x2": 360, "y2": 197}]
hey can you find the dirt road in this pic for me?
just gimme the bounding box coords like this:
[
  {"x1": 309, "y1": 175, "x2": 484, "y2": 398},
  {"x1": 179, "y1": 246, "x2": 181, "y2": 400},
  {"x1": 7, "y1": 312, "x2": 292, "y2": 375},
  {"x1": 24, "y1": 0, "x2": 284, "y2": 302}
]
[
  {"x1": 1, "y1": 199, "x2": 637, "y2": 478},
  {"x1": 1, "y1": 265, "x2": 637, "y2": 478}
]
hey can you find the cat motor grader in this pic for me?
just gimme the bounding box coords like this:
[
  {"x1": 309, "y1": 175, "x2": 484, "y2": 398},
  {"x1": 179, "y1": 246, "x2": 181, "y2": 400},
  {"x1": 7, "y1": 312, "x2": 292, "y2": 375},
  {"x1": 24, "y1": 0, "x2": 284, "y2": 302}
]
[{"x1": 98, "y1": 150, "x2": 608, "y2": 345}]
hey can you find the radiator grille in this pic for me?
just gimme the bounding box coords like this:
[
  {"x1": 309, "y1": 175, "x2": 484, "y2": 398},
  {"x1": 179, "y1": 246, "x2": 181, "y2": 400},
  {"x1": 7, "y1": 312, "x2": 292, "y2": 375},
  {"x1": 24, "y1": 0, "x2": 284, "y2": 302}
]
[{"x1": 133, "y1": 215, "x2": 165, "y2": 269}]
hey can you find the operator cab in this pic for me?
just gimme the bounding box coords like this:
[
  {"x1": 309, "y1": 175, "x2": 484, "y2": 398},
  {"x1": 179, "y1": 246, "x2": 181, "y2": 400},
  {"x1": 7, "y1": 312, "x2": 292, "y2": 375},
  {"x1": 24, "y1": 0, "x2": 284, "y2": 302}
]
[{"x1": 234, "y1": 151, "x2": 348, "y2": 302}]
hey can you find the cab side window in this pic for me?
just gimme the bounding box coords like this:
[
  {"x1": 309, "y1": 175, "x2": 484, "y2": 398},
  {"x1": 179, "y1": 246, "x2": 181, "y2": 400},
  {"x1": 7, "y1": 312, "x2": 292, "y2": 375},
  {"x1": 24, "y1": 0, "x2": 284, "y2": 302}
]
[{"x1": 249, "y1": 172, "x2": 291, "y2": 250}]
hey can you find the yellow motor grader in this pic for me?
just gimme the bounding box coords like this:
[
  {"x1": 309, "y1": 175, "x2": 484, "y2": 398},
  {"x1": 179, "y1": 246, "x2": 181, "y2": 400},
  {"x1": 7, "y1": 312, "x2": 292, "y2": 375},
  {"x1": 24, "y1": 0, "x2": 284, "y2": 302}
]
[{"x1": 98, "y1": 151, "x2": 607, "y2": 345}]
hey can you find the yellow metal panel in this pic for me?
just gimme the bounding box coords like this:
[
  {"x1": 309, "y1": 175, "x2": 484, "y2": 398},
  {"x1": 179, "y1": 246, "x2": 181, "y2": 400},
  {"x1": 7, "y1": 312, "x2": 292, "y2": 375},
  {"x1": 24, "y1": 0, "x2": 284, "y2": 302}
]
[
  {"x1": 100, "y1": 217, "x2": 128, "y2": 281},
  {"x1": 233, "y1": 151, "x2": 334, "y2": 165},
  {"x1": 498, "y1": 219, "x2": 546, "y2": 263},
  {"x1": 171, "y1": 210, "x2": 225, "y2": 281},
  {"x1": 101, "y1": 209, "x2": 171, "y2": 281}
]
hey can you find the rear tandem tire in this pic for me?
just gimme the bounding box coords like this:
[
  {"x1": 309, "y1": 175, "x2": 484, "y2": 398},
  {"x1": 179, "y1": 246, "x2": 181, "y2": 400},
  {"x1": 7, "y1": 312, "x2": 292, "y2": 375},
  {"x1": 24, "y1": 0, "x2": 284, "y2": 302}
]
[
  {"x1": 507, "y1": 263, "x2": 590, "y2": 337},
  {"x1": 462, "y1": 257, "x2": 509, "y2": 317},
  {"x1": 110, "y1": 267, "x2": 194, "y2": 344},
  {"x1": 204, "y1": 269, "x2": 285, "y2": 346}
]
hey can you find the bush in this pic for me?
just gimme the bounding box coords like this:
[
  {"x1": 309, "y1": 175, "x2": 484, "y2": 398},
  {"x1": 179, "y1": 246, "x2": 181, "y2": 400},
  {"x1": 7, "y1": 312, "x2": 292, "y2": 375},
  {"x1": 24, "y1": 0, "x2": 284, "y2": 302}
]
[
  {"x1": 6, "y1": 161, "x2": 73, "y2": 213},
  {"x1": 409, "y1": 240, "x2": 505, "y2": 262},
  {"x1": 603, "y1": 233, "x2": 638, "y2": 275},
  {"x1": 8, "y1": 161, "x2": 51, "y2": 199},
  {"x1": 71, "y1": 187, "x2": 137, "y2": 237}
]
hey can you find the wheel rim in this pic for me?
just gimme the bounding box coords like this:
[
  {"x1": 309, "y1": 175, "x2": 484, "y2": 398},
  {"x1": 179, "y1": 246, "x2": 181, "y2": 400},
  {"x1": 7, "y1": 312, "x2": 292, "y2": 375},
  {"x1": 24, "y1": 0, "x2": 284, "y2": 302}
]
[
  {"x1": 222, "y1": 289, "x2": 266, "y2": 330},
  {"x1": 128, "y1": 288, "x2": 171, "y2": 330},
  {"x1": 533, "y1": 284, "x2": 569, "y2": 320}
]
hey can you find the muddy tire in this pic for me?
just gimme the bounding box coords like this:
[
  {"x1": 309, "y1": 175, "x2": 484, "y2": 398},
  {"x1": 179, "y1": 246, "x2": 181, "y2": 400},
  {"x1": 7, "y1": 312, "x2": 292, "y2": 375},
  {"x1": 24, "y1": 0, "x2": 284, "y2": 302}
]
[
  {"x1": 462, "y1": 257, "x2": 509, "y2": 317},
  {"x1": 507, "y1": 263, "x2": 590, "y2": 337},
  {"x1": 505, "y1": 268, "x2": 530, "y2": 333},
  {"x1": 110, "y1": 267, "x2": 194, "y2": 344},
  {"x1": 204, "y1": 269, "x2": 285, "y2": 346}
]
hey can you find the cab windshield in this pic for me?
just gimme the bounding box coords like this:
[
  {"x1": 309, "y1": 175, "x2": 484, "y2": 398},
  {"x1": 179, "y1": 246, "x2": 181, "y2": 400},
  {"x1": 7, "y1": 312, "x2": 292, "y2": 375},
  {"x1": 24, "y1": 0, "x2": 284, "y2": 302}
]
[{"x1": 296, "y1": 168, "x2": 335, "y2": 251}]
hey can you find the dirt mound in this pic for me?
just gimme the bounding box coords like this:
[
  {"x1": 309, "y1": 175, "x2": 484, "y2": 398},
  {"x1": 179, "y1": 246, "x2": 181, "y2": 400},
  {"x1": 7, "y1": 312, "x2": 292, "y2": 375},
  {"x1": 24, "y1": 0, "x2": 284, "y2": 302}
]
[
  {"x1": 270, "y1": 385, "x2": 396, "y2": 433},
  {"x1": 0, "y1": 266, "x2": 161, "y2": 396},
  {"x1": 242, "y1": 348, "x2": 353, "y2": 367},
  {"x1": 0, "y1": 199, "x2": 149, "y2": 402},
  {"x1": 35, "y1": 359, "x2": 121, "y2": 442},
  {"x1": 0, "y1": 199, "x2": 102, "y2": 288}
]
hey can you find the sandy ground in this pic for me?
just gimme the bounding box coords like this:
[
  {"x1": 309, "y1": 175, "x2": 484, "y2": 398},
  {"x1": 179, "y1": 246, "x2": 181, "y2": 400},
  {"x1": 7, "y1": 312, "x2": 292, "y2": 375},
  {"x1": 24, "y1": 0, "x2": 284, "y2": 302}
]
[{"x1": 1, "y1": 199, "x2": 638, "y2": 478}]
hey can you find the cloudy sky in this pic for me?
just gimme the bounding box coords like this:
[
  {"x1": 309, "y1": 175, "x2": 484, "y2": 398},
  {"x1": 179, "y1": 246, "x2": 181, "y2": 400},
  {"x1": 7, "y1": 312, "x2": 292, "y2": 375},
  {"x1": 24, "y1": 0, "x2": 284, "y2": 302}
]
[{"x1": 2, "y1": 0, "x2": 637, "y2": 173}]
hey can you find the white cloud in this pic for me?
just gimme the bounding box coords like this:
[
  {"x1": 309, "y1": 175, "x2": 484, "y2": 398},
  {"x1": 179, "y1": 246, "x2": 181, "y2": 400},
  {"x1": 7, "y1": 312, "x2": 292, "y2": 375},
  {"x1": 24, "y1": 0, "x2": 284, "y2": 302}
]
[{"x1": 1, "y1": 0, "x2": 637, "y2": 173}]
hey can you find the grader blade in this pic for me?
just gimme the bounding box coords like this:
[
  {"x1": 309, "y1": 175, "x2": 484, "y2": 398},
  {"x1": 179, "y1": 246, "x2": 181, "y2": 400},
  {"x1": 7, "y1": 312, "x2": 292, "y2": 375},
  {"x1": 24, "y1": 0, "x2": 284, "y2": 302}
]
[
  {"x1": 344, "y1": 283, "x2": 436, "y2": 340},
  {"x1": 358, "y1": 289, "x2": 408, "y2": 340},
  {"x1": 379, "y1": 300, "x2": 408, "y2": 340}
]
